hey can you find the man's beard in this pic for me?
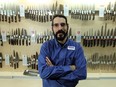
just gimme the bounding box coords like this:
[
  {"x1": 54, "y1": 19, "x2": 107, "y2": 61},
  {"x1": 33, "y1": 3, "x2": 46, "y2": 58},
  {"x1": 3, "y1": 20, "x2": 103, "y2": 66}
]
[{"x1": 53, "y1": 29, "x2": 68, "y2": 41}]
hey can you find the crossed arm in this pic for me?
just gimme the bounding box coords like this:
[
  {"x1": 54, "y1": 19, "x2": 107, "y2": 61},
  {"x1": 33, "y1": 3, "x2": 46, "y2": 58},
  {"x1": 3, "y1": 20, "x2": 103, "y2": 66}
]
[
  {"x1": 46, "y1": 57, "x2": 76, "y2": 71},
  {"x1": 38, "y1": 44, "x2": 87, "y2": 81}
]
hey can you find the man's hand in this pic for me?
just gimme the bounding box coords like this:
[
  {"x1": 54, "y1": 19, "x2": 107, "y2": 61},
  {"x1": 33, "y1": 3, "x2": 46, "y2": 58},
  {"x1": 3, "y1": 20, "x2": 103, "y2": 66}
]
[
  {"x1": 46, "y1": 57, "x2": 76, "y2": 71},
  {"x1": 46, "y1": 57, "x2": 54, "y2": 66},
  {"x1": 70, "y1": 65, "x2": 76, "y2": 71}
]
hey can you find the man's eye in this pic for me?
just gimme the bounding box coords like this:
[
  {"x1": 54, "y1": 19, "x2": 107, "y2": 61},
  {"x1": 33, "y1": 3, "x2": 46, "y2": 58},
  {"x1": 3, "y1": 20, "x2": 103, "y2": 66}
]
[
  {"x1": 60, "y1": 23, "x2": 66, "y2": 27},
  {"x1": 54, "y1": 24, "x2": 59, "y2": 27},
  {"x1": 53, "y1": 23, "x2": 66, "y2": 27}
]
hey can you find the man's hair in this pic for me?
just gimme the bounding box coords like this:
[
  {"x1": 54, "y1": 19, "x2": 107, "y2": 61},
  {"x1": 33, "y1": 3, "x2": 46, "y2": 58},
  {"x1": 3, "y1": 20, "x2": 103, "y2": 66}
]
[{"x1": 51, "y1": 14, "x2": 68, "y2": 26}]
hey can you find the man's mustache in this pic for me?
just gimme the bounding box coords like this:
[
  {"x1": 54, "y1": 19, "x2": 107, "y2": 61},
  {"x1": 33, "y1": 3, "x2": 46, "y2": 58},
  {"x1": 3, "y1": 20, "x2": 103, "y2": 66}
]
[{"x1": 56, "y1": 30, "x2": 65, "y2": 35}]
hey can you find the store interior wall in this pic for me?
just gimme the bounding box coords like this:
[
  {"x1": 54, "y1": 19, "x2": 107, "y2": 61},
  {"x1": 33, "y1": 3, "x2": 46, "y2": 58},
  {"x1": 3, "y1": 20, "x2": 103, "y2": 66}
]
[{"x1": 0, "y1": 0, "x2": 116, "y2": 73}]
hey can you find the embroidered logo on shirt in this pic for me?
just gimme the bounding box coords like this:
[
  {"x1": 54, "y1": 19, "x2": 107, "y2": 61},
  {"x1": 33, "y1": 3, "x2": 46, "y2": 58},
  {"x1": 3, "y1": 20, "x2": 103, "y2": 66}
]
[{"x1": 67, "y1": 46, "x2": 75, "y2": 50}]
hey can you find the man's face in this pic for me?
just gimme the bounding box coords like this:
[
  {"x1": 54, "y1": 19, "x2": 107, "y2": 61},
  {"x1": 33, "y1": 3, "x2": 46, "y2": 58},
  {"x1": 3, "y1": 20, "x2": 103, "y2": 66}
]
[{"x1": 52, "y1": 17, "x2": 68, "y2": 41}]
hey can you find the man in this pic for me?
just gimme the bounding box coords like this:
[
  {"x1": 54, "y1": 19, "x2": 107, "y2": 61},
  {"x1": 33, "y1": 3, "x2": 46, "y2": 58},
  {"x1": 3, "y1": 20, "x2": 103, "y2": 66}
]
[{"x1": 38, "y1": 14, "x2": 87, "y2": 87}]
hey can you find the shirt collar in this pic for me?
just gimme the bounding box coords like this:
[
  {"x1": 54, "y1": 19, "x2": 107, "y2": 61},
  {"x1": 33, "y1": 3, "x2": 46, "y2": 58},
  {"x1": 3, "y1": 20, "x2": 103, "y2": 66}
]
[{"x1": 54, "y1": 38, "x2": 69, "y2": 48}]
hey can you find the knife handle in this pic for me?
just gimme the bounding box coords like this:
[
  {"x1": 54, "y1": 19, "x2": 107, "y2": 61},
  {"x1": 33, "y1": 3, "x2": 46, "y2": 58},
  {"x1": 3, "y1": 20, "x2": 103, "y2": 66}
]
[{"x1": 0, "y1": 62, "x2": 2, "y2": 68}]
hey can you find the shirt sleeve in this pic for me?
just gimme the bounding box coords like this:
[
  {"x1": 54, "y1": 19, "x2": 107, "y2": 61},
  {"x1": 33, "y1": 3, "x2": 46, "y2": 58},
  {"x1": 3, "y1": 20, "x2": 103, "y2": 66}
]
[
  {"x1": 38, "y1": 43, "x2": 72, "y2": 79},
  {"x1": 59, "y1": 44, "x2": 87, "y2": 81}
]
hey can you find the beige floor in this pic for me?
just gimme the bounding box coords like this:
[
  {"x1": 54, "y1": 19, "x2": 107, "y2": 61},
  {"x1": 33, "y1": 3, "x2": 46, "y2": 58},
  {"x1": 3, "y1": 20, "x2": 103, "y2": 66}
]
[
  {"x1": 0, "y1": 78, "x2": 116, "y2": 87},
  {"x1": 0, "y1": 79, "x2": 42, "y2": 87},
  {"x1": 0, "y1": 72, "x2": 116, "y2": 87}
]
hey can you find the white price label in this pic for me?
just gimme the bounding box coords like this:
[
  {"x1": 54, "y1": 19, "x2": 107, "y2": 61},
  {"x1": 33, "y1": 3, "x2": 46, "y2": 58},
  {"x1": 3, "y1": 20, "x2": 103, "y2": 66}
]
[
  {"x1": 1, "y1": 31, "x2": 7, "y2": 42},
  {"x1": 22, "y1": 55, "x2": 27, "y2": 66},
  {"x1": 76, "y1": 31, "x2": 81, "y2": 42},
  {"x1": 5, "y1": 54, "x2": 10, "y2": 65}
]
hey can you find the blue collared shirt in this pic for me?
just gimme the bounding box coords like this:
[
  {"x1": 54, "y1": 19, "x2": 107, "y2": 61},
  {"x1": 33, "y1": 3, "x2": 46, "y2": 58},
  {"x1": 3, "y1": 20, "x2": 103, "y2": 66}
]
[{"x1": 38, "y1": 38, "x2": 87, "y2": 87}]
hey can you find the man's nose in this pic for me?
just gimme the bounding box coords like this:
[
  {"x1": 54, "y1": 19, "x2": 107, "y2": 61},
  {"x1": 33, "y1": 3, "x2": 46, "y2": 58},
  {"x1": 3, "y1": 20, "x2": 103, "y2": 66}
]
[{"x1": 58, "y1": 24, "x2": 63, "y2": 30}]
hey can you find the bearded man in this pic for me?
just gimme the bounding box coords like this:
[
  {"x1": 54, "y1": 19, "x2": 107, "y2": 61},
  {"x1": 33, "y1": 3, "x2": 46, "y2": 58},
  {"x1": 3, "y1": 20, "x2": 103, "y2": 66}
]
[{"x1": 38, "y1": 14, "x2": 87, "y2": 87}]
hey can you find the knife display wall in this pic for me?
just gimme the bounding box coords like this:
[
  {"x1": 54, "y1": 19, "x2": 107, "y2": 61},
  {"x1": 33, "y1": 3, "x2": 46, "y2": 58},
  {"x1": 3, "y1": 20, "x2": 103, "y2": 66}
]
[
  {"x1": 24, "y1": 1, "x2": 62, "y2": 23},
  {"x1": 82, "y1": 24, "x2": 116, "y2": 47},
  {"x1": 0, "y1": 1, "x2": 116, "y2": 73},
  {"x1": 104, "y1": 2, "x2": 116, "y2": 22},
  {"x1": 9, "y1": 50, "x2": 20, "y2": 69},
  {"x1": 25, "y1": 6, "x2": 51, "y2": 23},
  {"x1": 0, "y1": 51, "x2": 39, "y2": 70},
  {"x1": 70, "y1": 4, "x2": 95, "y2": 20},
  {"x1": 0, "y1": 52, "x2": 35, "y2": 70},
  {"x1": 1, "y1": 28, "x2": 54, "y2": 45},
  {"x1": 8, "y1": 28, "x2": 31, "y2": 46},
  {"x1": 36, "y1": 28, "x2": 76, "y2": 44},
  {"x1": 1, "y1": 1, "x2": 116, "y2": 23},
  {"x1": 0, "y1": 3, "x2": 21, "y2": 23},
  {"x1": 87, "y1": 52, "x2": 116, "y2": 70},
  {"x1": 27, "y1": 52, "x2": 38, "y2": 70},
  {"x1": 1, "y1": 25, "x2": 116, "y2": 46}
]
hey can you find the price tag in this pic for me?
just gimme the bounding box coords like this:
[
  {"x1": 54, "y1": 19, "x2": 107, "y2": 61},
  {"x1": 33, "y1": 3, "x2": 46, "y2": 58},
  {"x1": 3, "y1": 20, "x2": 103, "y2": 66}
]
[
  {"x1": 101, "y1": 36, "x2": 103, "y2": 39},
  {"x1": 4, "y1": 10, "x2": 7, "y2": 15},
  {"x1": 89, "y1": 10, "x2": 91, "y2": 14},
  {"x1": 20, "y1": 4, "x2": 25, "y2": 17},
  {"x1": 64, "y1": 4, "x2": 69, "y2": 16},
  {"x1": 1, "y1": 10, "x2": 3, "y2": 15},
  {"x1": 22, "y1": 55, "x2": 27, "y2": 66},
  {"x1": 110, "y1": 36, "x2": 113, "y2": 38},
  {"x1": 94, "y1": 36, "x2": 96, "y2": 39},
  {"x1": 30, "y1": 29, "x2": 36, "y2": 43},
  {"x1": 7, "y1": 10, "x2": 10, "y2": 16},
  {"x1": 82, "y1": 10, "x2": 84, "y2": 14},
  {"x1": 114, "y1": 11, "x2": 116, "y2": 14},
  {"x1": 76, "y1": 31, "x2": 81, "y2": 42},
  {"x1": 107, "y1": 36, "x2": 109, "y2": 39},
  {"x1": 104, "y1": 36, "x2": 106, "y2": 39},
  {"x1": 5, "y1": 54, "x2": 10, "y2": 65},
  {"x1": 1, "y1": 30, "x2": 7, "y2": 42},
  {"x1": 10, "y1": 10, "x2": 12, "y2": 15}
]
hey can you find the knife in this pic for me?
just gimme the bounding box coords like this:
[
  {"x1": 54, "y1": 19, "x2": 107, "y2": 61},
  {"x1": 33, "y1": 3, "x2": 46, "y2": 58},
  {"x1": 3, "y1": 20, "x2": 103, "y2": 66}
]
[
  {"x1": 16, "y1": 52, "x2": 19, "y2": 68},
  {"x1": 97, "y1": 30, "x2": 100, "y2": 46},
  {"x1": 103, "y1": 23, "x2": 107, "y2": 47},
  {"x1": 92, "y1": 4, "x2": 95, "y2": 20},
  {"x1": 100, "y1": 25, "x2": 104, "y2": 47},
  {"x1": 13, "y1": 50, "x2": 16, "y2": 69},
  {"x1": 0, "y1": 29, "x2": 3, "y2": 46},
  {"x1": 0, "y1": 52, "x2": 3, "y2": 68},
  {"x1": 113, "y1": 27, "x2": 116, "y2": 47},
  {"x1": 109, "y1": 28, "x2": 113, "y2": 46},
  {"x1": 106, "y1": 29, "x2": 110, "y2": 46},
  {"x1": 113, "y1": 2, "x2": 116, "y2": 22},
  {"x1": 93, "y1": 30, "x2": 96, "y2": 46}
]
